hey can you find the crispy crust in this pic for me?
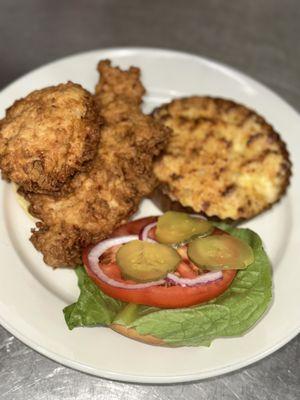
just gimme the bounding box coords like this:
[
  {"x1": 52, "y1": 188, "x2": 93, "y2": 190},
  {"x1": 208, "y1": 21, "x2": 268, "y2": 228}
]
[
  {"x1": 152, "y1": 96, "x2": 292, "y2": 220},
  {"x1": 95, "y1": 59, "x2": 145, "y2": 107},
  {"x1": 21, "y1": 61, "x2": 169, "y2": 267},
  {"x1": 110, "y1": 324, "x2": 167, "y2": 346},
  {"x1": 0, "y1": 83, "x2": 101, "y2": 193}
]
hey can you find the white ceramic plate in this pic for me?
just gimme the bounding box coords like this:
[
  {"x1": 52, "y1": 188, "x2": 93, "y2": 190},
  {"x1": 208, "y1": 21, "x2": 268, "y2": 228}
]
[{"x1": 0, "y1": 48, "x2": 299, "y2": 384}]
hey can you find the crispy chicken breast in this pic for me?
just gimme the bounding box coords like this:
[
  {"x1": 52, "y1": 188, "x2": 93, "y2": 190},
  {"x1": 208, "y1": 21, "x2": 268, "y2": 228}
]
[
  {"x1": 0, "y1": 83, "x2": 100, "y2": 193},
  {"x1": 22, "y1": 60, "x2": 169, "y2": 267},
  {"x1": 153, "y1": 96, "x2": 291, "y2": 220}
]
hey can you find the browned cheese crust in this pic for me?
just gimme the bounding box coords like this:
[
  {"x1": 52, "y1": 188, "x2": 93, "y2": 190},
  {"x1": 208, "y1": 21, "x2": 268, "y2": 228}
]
[
  {"x1": 153, "y1": 96, "x2": 292, "y2": 220},
  {"x1": 22, "y1": 60, "x2": 169, "y2": 267},
  {"x1": 110, "y1": 324, "x2": 167, "y2": 346},
  {"x1": 0, "y1": 83, "x2": 101, "y2": 193}
]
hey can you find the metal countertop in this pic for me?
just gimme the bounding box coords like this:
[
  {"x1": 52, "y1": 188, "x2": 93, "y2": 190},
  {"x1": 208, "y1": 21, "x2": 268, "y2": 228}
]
[{"x1": 0, "y1": 1, "x2": 299, "y2": 399}]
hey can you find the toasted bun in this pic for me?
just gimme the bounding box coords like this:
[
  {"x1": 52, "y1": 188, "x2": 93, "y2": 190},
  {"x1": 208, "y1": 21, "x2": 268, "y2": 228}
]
[
  {"x1": 13, "y1": 184, "x2": 35, "y2": 220},
  {"x1": 111, "y1": 323, "x2": 169, "y2": 346},
  {"x1": 153, "y1": 96, "x2": 292, "y2": 220}
]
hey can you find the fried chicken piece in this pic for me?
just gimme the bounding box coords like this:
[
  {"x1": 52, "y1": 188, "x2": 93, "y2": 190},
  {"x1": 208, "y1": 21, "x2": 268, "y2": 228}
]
[
  {"x1": 0, "y1": 83, "x2": 101, "y2": 193},
  {"x1": 23, "y1": 60, "x2": 169, "y2": 267},
  {"x1": 153, "y1": 96, "x2": 291, "y2": 220}
]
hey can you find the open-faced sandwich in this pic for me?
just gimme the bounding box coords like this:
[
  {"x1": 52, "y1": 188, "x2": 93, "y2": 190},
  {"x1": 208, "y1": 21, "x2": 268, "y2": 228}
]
[
  {"x1": 64, "y1": 211, "x2": 272, "y2": 347},
  {"x1": 0, "y1": 60, "x2": 292, "y2": 348}
]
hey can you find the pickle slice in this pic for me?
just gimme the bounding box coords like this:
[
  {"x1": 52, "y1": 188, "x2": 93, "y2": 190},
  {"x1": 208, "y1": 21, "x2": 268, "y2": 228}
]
[
  {"x1": 187, "y1": 235, "x2": 254, "y2": 270},
  {"x1": 156, "y1": 211, "x2": 213, "y2": 245},
  {"x1": 116, "y1": 240, "x2": 181, "y2": 282}
]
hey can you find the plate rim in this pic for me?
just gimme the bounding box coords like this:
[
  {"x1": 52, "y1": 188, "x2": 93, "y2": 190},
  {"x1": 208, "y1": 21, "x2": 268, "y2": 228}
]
[
  {"x1": 1, "y1": 45, "x2": 300, "y2": 117},
  {"x1": 0, "y1": 313, "x2": 299, "y2": 384}
]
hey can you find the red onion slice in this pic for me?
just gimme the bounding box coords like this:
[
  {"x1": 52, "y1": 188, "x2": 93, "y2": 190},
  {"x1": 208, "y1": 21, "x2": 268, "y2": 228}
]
[
  {"x1": 87, "y1": 235, "x2": 165, "y2": 289},
  {"x1": 139, "y1": 221, "x2": 157, "y2": 242},
  {"x1": 167, "y1": 271, "x2": 222, "y2": 287}
]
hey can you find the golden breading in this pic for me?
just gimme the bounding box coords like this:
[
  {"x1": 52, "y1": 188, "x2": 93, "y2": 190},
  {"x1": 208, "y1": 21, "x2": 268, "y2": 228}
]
[
  {"x1": 0, "y1": 83, "x2": 101, "y2": 193},
  {"x1": 153, "y1": 96, "x2": 291, "y2": 220},
  {"x1": 21, "y1": 60, "x2": 169, "y2": 267}
]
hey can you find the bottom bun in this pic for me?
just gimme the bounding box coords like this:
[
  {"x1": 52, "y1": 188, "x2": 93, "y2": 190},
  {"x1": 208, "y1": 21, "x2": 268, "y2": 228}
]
[{"x1": 110, "y1": 323, "x2": 168, "y2": 347}]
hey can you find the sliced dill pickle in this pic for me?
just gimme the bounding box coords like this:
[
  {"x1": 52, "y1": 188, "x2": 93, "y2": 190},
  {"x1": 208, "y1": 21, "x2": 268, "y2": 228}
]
[
  {"x1": 116, "y1": 240, "x2": 181, "y2": 282},
  {"x1": 187, "y1": 235, "x2": 254, "y2": 270},
  {"x1": 156, "y1": 211, "x2": 213, "y2": 245}
]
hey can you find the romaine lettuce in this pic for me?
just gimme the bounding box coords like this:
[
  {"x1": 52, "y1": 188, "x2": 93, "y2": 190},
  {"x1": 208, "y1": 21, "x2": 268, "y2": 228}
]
[{"x1": 64, "y1": 224, "x2": 272, "y2": 346}]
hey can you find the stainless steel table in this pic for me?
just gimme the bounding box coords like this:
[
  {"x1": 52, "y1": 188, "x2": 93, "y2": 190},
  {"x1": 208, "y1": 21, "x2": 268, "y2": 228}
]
[{"x1": 0, "y1": 1, "x2": 299, "y2": 398}]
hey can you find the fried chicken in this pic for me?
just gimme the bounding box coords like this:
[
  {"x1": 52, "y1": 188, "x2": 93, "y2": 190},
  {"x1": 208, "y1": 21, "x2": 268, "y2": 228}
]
[
  {"x1": 0, "y1": 83, "x2": 101, "y2": 193},
  {"x1": 22, "y1": 60, "x2": 169, "y2": 267}
]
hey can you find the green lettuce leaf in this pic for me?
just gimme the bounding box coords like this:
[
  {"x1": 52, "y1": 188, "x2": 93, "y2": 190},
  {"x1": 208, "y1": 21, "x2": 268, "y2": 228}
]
[
  {"x1": 63, "y1": 266, "x2": 124, "y2": 329},
  {"x1": 63, "y1": 224, "x2": 272, "y2": 346}
]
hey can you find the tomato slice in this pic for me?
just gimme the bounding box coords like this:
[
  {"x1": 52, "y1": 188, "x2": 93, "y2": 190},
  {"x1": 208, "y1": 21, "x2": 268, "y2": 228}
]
[
  {"x1": 83, "y1": 217, "x2": 237, "y2": 309},
  {"x1": 112, "y1": 216, "x2": 157, "y2": 237}
]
